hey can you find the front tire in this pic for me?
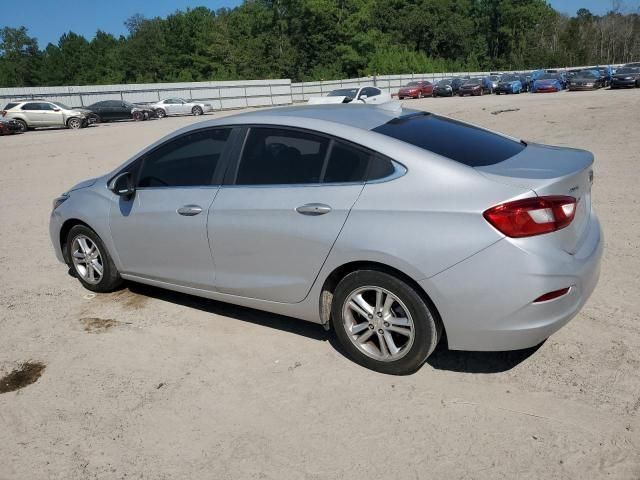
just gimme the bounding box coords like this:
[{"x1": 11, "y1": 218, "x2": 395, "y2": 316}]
[
  {"x1": 155, "y1": 108, "x2": 167, "y2": 119},
  {"x1": 67, "y1": 225, "x2": 123, "y2": 293},
  {"x1": 67, "y1": 117, "x2": 83, "y2": 129},
  {"x1": 192, "y1": 106, "x2": 203, "y2": 116},
  {"x1": 331, "y1": 270, "x2": 441, "y2": 375}
]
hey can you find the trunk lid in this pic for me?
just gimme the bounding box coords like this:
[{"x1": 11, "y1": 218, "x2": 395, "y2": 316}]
[{"x1": 476, "y1": 143, "x2": 594, "y2": 254}]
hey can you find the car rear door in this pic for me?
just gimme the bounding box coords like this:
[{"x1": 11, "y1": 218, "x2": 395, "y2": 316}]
[
  {"x1": 208, "y1": 126, "x2": 374, "y2": 303},
  {"x1": 108, "y1": 127, "x2": 235, "y2": 289}
]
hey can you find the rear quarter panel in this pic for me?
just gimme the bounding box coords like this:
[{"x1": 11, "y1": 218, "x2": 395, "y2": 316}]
[{"x1": 321, "y1": 148, "x2": 533, "y2": 283}]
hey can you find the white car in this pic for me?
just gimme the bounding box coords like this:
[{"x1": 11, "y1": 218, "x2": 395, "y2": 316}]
[
  {"x1": 148, "y1": 98, "x2": 214, "y2": 118},
  {"x1": 2, "y1": 100, "x2": 92, "y2": 132},
  {"x1": 307, "y1": 86, "x2": 392, "y2": 105}
]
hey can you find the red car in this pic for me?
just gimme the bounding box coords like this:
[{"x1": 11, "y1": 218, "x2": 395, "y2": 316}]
[
  {"x1": 397, "y1": 81, "x2": 434, "y2": 99},
  {"x1": 0, "y1": 118, "x2": 22, "y2": 135}
]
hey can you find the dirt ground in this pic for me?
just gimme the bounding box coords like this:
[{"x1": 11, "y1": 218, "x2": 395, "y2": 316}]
[{"x1": 1, "y1": 88, "x2": 639, "y2": 479}]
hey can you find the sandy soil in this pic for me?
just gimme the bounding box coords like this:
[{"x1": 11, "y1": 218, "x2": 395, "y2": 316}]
[{"x1": 1, "y1": 88, "x2": 639, "y2": 479}]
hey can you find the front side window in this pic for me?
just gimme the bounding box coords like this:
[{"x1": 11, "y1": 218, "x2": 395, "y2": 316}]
[{"x1": 138, "y1": 128, "x2": 230, "y2": 188}]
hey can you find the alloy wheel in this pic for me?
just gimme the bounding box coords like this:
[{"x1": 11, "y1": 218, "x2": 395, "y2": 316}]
[
  {"x1": 71, "y1": 235, "x2": 104, "y2": 285},
  {"x1": 342, "y1": 286, "x2": 415, "y2": 362}
]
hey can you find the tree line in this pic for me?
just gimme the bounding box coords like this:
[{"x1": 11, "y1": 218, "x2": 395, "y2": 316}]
[{"x1": 1, "y1": 0, "x2": 639, "y2": 88}]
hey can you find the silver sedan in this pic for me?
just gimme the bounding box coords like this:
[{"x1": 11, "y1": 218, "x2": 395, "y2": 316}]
[{"x1": 49, "y1": 104, "x2": 602, "y2": 374}]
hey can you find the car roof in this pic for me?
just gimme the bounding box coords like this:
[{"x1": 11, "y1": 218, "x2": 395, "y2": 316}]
[{"x1": 218, "y1": 104, "x2": 405, "y2": 131}]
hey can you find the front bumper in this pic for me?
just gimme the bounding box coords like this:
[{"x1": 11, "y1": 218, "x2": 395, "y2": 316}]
[
  {"x1": 423, "y1": 214, "x2": 603, "y2": 351},
  {"x1": 495, "y1": 85, "x2": 515, "y2": 94},
  {"x1": 49, "y1": 210, "x2": 65, "y2": 263},
  {"x1": 534, "y1": 86, "x2": 559, "y2": 93},
  {"x1": 611, "y1": 79, "x2": 636, "y2": 88},
  {"x1": 568, "y1": 84, "x2": 597, "y2": 91}
]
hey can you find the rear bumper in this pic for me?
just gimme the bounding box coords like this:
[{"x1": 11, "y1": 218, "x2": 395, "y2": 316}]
[{"x1": 423, "y1": 214, "x2": 603, "y2": 351}]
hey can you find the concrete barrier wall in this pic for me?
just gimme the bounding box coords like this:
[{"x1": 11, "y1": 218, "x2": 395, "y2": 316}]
[{"x1": 0, "y1": 79, "x2": 293, "y2": 111}]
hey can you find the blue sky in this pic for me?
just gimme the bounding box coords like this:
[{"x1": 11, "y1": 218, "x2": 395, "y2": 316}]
[{"x1": 3, "y1": 0, "x2": 640, "y2": 48}]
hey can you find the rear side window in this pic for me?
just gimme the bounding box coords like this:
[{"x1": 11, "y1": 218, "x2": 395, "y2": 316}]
[
  {"x1": 324, "y1": 141, "x2": 370, "y2": 183},
  {"x1": 4, "y1": 103, "x2": 18, "y2": 110},
  {"x1": 21, "y1": 103, "x2": 43, "y2": 110},
  {"x1": 372, "y1": 113, "x2": 525, "y2": 167},
  {"x1": 138, "y1": 128, "x2": 230, "y2": 187},
  {"x1": 236, "y1": 127, "x2": 330, "y2": 185}
]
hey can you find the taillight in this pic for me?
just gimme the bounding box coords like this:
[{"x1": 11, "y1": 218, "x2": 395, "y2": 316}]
[
  {"x1": 1, "y1": 111, "x2": 6, "y2": 117},
  {"x1": 483, "y1": 196, "x2": 577, "y2": 238}
]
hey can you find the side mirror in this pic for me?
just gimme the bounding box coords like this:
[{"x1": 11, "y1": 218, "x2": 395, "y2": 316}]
[
  {"x1": 53, "y1": 108, "x2": 61, "y2": 112},
  {"x1": 109, "y1": 172, "x2": 135, "y2": 197},
  {"x1": 359, "y1": 94, "x2": 368, "y2": 100}
]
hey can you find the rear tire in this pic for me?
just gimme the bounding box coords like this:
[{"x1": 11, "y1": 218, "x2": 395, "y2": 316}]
[
  {"x1": 331, "y1": 270, "x2": 441, "y2": 375},
  {"x1": 132, "y1": 111, "x2": 144, "y2": 121},
  {"x1": 192, "y1": 106, "x2": 203, "y2": 116},
  {"x1": 14, "y1": 119, "x2": 27, "y2": 133},
  {"x1": 66, "y1": 225, "x2": 123, "y2": 293}
]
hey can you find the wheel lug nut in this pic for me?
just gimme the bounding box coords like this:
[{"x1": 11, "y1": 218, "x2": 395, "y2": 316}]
[
  {"x1": 377, "y1": 312, "x2": 382, "y2": 317},
  {"x1": 368, "y1": 314, "x2": 373, "y2": 319},
  {"x1": 368, "y1": 324, "x2": 374, "y2": 329},
  {"x1": 378, "y1": 329, "x2": 383, "y2": 334},
  {"x1": 384, "y1": 322, "x2": 390, "y2": 327}
]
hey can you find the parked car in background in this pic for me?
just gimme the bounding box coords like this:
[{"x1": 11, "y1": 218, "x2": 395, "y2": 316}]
[
  {"x1": 433, "y1": 79, "x2": 455, "y2": 97},
  {"x1": 0, "y1": 118, "x2": 22, "y2": 135},
  {"x1": 397, "y1": 81, "x2": 434, "y2": 99},
  {"x1": 610, "y1": 67, "x2": 640, "y2": 89},
  {"x1": 308, "y1": 86, "x2": 392, "y2": 105},
  {"x1": 494, "y1": 74, "x2": 523, "y2": 94},
  {"x1": 532, "y1": 73, "x2": 564, "y2": 93},
  {"x1": 148, "y1": 98, "x2": 214, "y2": 118},
  {"x1": 1, "y1": 100, "x2": 91, "y2": 132},
  {"x1": 433, "y1": 78, "x2": 466, "y2": 97},
  {"x1": 49, "y1": 104, "x2": 602, "y2": 375},
  {"x1": 458, "y1": 77, "x2": 492, "y2": 96},
  {"x1": 567, "y1": 70, "x2": 605, "y2": 91},
  {"x1": 597, "y1": 66, "x2": 614, "y2": 87},
  {"x1": 487, "y1": 75, "x2": 501, "y2": 90},
  {"x1": 80, "y1": 100, "x2": 158, "y2": 123},
  {"x1": 622, "y1": 62, "x2": 640, "y2": 69}
]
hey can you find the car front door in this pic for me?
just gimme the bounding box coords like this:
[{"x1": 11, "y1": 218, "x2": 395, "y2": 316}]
[
  {"x1": 108, "y1": 127, "x2": 234, "y2": 289},
  {"x1": 208, "y1": 126, "x2": 374, "y2": 303},
  {"x1": 40, "y1": 102, "x2": 66, "y2": 126}
]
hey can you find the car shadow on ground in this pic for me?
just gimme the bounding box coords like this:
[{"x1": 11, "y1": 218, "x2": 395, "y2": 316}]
[{"x1": 124, "y1": 282, "x2": 542, "y2": 374}]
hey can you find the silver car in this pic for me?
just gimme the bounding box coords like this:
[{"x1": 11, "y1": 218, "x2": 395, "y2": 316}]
[
  {"x1": 49, "y1": 104, "x2": 603, "y2": 374},
  {"x1": 3, "y1": 100, "x2": 91, "y2": 132},
  {"x1": 148, "y1": 98, "x2": 214, "y2": 118}
]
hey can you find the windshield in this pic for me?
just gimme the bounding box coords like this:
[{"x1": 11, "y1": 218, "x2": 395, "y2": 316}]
[
  {"x1": 616, "y1": 67, "x2": 638, "y2": 74},
  {"x1": 577, "y1": 71, "x2": 598, "y2": 78},
  {"x1": 489, "y1": 75, "x2": 500, "y2": 81},
  {"x1": 53, "y1": 102, "x2": 71, "y2": 109},
  {"x1": 500, "y1": 75, "x2": 518, "y2": 82},
  {"x1": 437, "y1": 79, "x2": 452, "y2": 86},
  {"x1": 405, "y1": 82, "x2": 419, "y2": 87},
  {"x1": 463, "y1": 78, "x2": 481, "y2": 85},
  {"x1": 328, "y1": 88, "x2": 358, "y2": 98},
  {"x1": 539, "y1": 74, "x2": 560, "y2": 80}
]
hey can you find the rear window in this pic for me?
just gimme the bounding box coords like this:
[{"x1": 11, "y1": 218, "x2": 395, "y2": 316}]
[{"x1": 372, "y1": 113, "x2": 525, "y2": 167}]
